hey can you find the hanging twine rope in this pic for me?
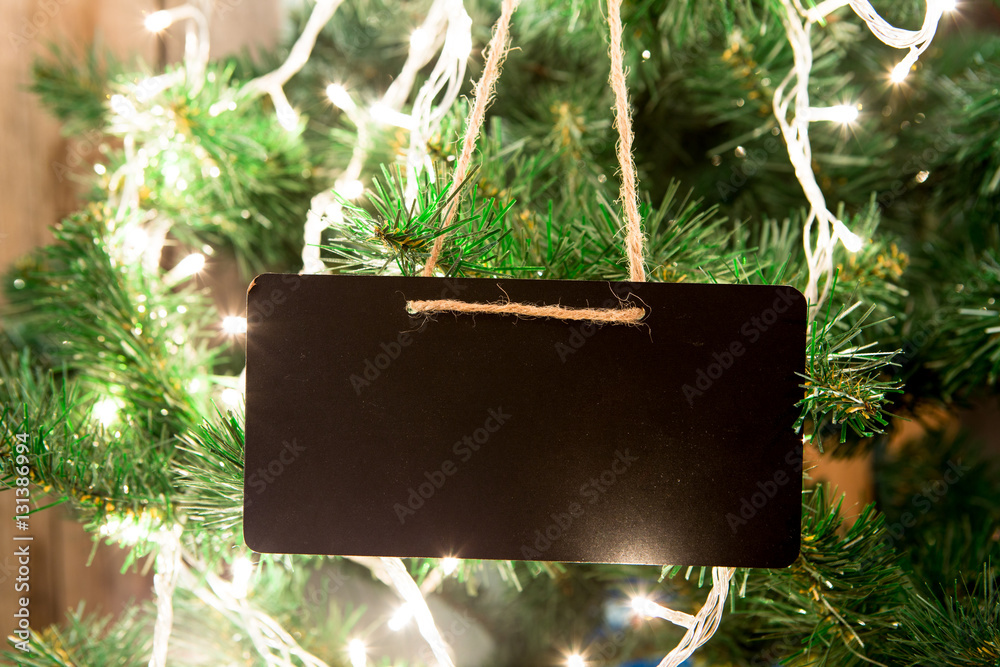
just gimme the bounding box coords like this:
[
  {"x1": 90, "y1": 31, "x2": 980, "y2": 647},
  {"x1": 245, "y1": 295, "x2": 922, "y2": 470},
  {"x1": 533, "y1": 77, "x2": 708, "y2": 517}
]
[
  {"x1": 421, "y1": 0, "x2": 520, "y2": 278},
  {"x1": 411, "y1": 0, "x2": 648, "y2": 324},
  {"x1": 607, "y1": 0, "x2": 647, "y2": 283},
  {"x1": 407, "y1": 4, "x2": 735, "y2": 662}
]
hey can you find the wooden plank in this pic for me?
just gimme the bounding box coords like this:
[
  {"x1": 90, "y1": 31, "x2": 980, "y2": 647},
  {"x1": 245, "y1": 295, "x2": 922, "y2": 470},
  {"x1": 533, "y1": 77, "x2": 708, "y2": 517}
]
[{"x1": 0, "y1": 0, "x2": 277, "y2": 645}]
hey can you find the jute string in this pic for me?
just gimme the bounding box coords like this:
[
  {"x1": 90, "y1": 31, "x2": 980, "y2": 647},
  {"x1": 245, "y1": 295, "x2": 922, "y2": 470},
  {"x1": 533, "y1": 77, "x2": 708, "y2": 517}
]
[
  {"x1": 421, "y1": 0, "x2": 520, "y2": 278},
  {"x1": 412, "y1": 0, "x2": 648, "y2": 324},
  {"x1": 407, "y1": 297, "x2": 645, "y2": 324},
  {"x1": 409, "y1": 4, "x2": 733, "y2": 661},
  {"x1": 607, "y1": 0, "x2": 647, "y2": 283}
]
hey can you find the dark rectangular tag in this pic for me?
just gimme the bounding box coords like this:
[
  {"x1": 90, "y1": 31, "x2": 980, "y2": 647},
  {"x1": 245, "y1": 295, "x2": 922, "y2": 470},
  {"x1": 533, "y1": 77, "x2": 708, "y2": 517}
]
[{"x1": 243, "y1": 274, "x2": 806, "y2": 567}]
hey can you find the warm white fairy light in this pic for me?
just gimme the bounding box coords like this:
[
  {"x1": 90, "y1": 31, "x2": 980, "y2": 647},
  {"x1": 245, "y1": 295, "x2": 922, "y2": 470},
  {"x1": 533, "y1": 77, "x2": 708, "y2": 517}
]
[
  {"x1": 144, "y1": 10, "x2": 173, "y2": 33},
  {"x1": 243, "y1": 0, "x2": 347, "y2": 132},
  {"x1": 164, "y1": 252, "x2": 206, "y2": 284},
  {"x1": 369, "y1": 102, "x2": 415, "y2": 129},
  {"x1": 379, "y1": 557, "x2": 455, "y2": 667},
  {"x1": 566, "y1": 654, "x2": 585, "y2": 667},
  {"x1": 221, "y1": 316, "x2": 248, "y2": 335},
  {"x1": 220, "y1": 387, "x2": 242, "y2": 408},
  {"x1": 410, "y1": 26, "x2": 435, "y2": 53},
  {"x1": 142, "y1": 5, "x2": 210, "y2": 93},
  {"x1": 631, "y1": 596, "x2": 696, "y2": 628},
  {"x1": 347, "y1": 639, "x2": 367, "y2": 667},
  {"x1": 890, "y1": 57, "x2": 914, "y2": 84},
  {"x1": 99, "y1": 514, "x2": 146, "y2": 544},
  {"x1": 230, "y1": 555, "x2": 254, "y2": 599},
  {"x1": 440, "y1": 557, "x2": 460, "y2": 575},
  {"x1": 773, "y1": 0, "x2": 947, "y2": 316},
  {"x1": 807, "y1": 104, "x2": 859, "y2": 124},
  {"x1": 402, "y1": 0, "x2": 473, "y2": 204},
  {"x1": 92, "y1": 397, "x2": 123, "y2": 427},
  {"x1": 326, "y1": 83, "x2": 356, "y2": 111},
  {"x1": 388, "y1": 603, "x2": 414, "y2": 631},
  {"x1": 339, "y1": 179, "x2": 365, "y2": 199}
]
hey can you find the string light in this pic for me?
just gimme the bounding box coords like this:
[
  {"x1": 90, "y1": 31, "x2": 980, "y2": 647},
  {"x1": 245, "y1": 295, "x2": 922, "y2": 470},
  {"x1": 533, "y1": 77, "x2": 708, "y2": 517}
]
[
  {"x1": 141, "y1": 5, "x2": 210, "y2": 93},
  {"x1": 890, "y1": 57, "x2": 914, "y2": 84},
  {"x1": 164, "y1": 252, "x2": 205, "y2": 284},
  {"x1": 230, "y1": 556, "x2": 254, "y2": 598},
  {"x1": 566, "y1": 654, "x2": 585, "y2": 667},
  {"x1": 631, "y1": 596, "x2": 696, "y2": 628},
  {"x1": 92, "y1": 397, "x2": 123, "y2": 427},
  {"x1": 440, "y1": 557, "x2": 460, "y2": 575},
  {"x1": 388, "y1": 603, "x2": 414, "y2": 631},
  {"x1": 221, "y1": 316, "x2": 248, "y2": 336},
  {"x1": 242, "y1": 0, "x2": 347, "y2": 132},
  {"x1": 339, "y1": 179, "x2": 365, "y2": 200},
  {"x1": 379, "y1": 557, "x2": 455, "y2": 667},
  {"x1": 347, "y1": 639, "x2": 367, "y2": 667},
  {"x1": 144, "y1": 10, "x2": 173, "y2": 33},
  {"x1": 410, "y1": 26, "x2": 435, "y2": 53},
  {"x1": 773, "y1": 0, "x2": 948, "y2": 315},
  {"x1": 220, "y1": 388, "x2": 242, "y2": 407},
  {"x1": 808, "y1": 104, "x2": 860, "y2": 124},
  {"x1": 326, "y1": 83, "x2": 356, "y2": 111},
  {"x1": 369, "y1": 102, "x2": 415, "y2": 129}
]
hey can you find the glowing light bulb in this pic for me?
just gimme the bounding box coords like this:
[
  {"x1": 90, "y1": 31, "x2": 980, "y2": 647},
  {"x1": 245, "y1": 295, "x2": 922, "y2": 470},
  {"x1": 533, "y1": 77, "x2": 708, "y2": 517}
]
[
  {"x1": 452, "y1": 31, "x2": 474, "y2": 60},
  {"x1": 410, "y1": 27, "x2": 433, "y2": 53},
  {"x1": 834, "y1": 221, "x2": 864, "y2": 252},
  {"x1": 631, "y1": 596, "x2": 658, "y2": 617},
  {"x1": 338, "y1": 179, "x2": 364, "y2": 200},
  {"x1": 231, "y1": 556, "x2": 254, "y2": 598},
  {"x1": 110, "y1": 94, "x2": 136, "y2": 119},
  {"x1": 221, "y1": 388, "x2": 242, "y2": 407},
  {"x1": 440, "y1": 557, "x2": 459, "y2": 575},
  {"x1": 567, "y1": 654, "x2": 585, "y2": 667},
  {"x1": 347, "y1": 639, "x2": 367, "y2": 667},
  {"x1": 92, "y1": 397, "x2": 123, "y2": 427},
  {"x1": 165, "y1": 253, "x2": 206, "y2": 283},
  {"x1": 221, "y1": 316, "x2": 248, "y2": 335},
  {"x1": 890, "y1": 60, "x2": 912, "y2": 84},
  {"x1": 829, "y1": 104, "x2": 859, "y2": 124},
  {"x1": 940, "y1": 0, "x2": 957, "y2": 11},
  {"x1": 326, "y1": 83, "x2": 355, "y2": 111},
  {"x1": 388, "y1": 603, "x2": 413, "y2": 631},
  {"x1": 144, "y1": 10, "x2": 173, "y2": 33},
  {"x1": 809, "y1": 104, "x2": 859, "y2": 124},
  {"x1": 369, "y1": 103, "x2": 415, "y2": 130}
]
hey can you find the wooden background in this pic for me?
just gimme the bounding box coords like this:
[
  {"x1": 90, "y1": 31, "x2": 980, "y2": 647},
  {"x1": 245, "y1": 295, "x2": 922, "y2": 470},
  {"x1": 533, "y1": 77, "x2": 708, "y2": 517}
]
[
  {"x1": 1, "y1": 0, "x2": 996, "y2": 651},
  {"x1": 0, "y1": 0, "x2": 279, "y2": 637}
]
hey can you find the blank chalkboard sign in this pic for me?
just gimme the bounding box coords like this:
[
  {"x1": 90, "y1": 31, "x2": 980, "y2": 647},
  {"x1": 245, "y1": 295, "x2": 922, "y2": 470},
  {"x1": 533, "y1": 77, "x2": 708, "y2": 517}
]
[{"x1": 243, "y1": 274, "x2": 805, "y2": 567}]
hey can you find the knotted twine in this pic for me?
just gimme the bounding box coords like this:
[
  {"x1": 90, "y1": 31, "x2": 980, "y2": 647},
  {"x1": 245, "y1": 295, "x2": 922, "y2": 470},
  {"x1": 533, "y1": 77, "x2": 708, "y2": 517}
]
[
  {"x1": 412, "y1": 2, "x2": 735, "y2": 663},
  {"x1": 412, "y1": 0, "x2": 645, "y2": 324}
]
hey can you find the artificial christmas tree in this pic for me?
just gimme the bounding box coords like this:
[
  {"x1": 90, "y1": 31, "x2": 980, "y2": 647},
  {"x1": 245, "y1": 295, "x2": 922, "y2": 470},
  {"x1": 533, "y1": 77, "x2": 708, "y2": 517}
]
[{"x1": 2, "y1": 0, "x2": 999, "y2": 665}]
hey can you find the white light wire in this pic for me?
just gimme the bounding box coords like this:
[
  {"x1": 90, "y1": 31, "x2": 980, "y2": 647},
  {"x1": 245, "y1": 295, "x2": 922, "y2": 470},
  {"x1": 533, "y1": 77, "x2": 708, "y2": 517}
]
[
  {"x1": 403, "y1": 0, "x2": 473, "y2": 204},
  {"x1": 301, "y1": 0, "x2": 473, "y2": 272},
  {"x1": 148, "y1": 527, "x2": 183, "y2": 667},
  {"x1": 242, "y1": 0, "x2": 348, "y2": 129},
  {"x1": 181, "y1": 550, "x2": 330, "y2": 667},
  {"x1": 774, "y1": 0, "x2": 948, "y2": 317},
  {"x1": 651, "y1": 567, "x2": 735, "y2": 667},
  {"x1": 372, "y1": 557, "x2": 456, "y2": 667}
]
